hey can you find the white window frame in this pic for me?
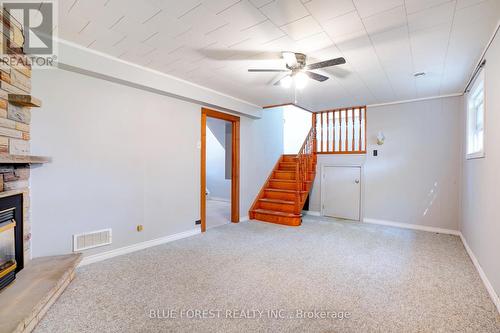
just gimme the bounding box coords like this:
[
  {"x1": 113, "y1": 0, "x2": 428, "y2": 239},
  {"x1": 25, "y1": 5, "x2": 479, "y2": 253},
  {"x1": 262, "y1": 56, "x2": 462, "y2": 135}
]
[{"x1": 466, "y1": 70, "x2": 485, "y2": 160}]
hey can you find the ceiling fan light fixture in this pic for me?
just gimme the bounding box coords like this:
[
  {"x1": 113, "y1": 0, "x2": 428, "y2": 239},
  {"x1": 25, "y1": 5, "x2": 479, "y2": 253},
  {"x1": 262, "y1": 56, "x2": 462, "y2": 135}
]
[
  {"x1": 294, "y1": 72, "x2": 308, "y2": 89},
  {"x1": 280, "y1": 75, "x2": 293, "y2": 88},
  {"x1": 282, "y1": 51, "x2": 297, "y2": 67}
]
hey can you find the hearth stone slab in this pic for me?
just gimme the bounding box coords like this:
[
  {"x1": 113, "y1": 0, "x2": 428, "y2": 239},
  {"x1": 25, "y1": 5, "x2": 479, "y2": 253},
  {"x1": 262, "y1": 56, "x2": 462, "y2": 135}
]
[{"x1": 0, "y1": 254, "x2": 82, "y2": 333}]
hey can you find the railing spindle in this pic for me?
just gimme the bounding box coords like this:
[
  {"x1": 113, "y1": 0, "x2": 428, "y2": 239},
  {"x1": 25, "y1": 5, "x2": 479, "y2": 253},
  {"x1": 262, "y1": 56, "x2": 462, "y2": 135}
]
[{"x1": 351, "y1": 108, "x2": 355, "y2": 152}]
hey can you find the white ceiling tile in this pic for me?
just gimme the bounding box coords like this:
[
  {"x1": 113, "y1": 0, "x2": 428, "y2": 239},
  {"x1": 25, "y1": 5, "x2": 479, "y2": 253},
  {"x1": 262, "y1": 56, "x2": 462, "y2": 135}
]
[
  {"x1": 331, "y1": 30, "x2": 368, "y2": 44},
  {"x1": 203, "y1": 0, "x2": 242, "y2": 14},
  {"x1": 456, "y1": 0, "x2": 488, "y2": 9},
  {"x1": 143, "y1": 12, "x2": 192, "y2": 39},
  {"x1": 405, "y1": 0, "x2": 453, "y2": 14},
  {"x1": 304, "y1": 0, "x2": 355, "y2": 22},
  {"x1": 143, "y1": 0, "x2": 202, "y2": 18},
  {"x1": 454, "y1": 0, "x2": 500, "y2": 25},
  {"x1": 353, "y1": 0, "x2": 403, "y2": 18},
  {"x1": 322, "y1": 11, "x2": 365, "y2": 40},
  {"x1": 260, "y1": 35, "x2": 297, "y2": 53},
  {"x1": 70, "y1": 0, "x2": 107, "y2": 19},
  {"x1": 410, "y1": 24, "x2": 450, "y2": 71},
  {"x1": 243, "y1": 20, "x2": 286, "y2": 44},
  {"x1": 415, "y1": 69, "x2": 443, "y2": 97},
  {"x1": 178, "y1": 4, "x2": 227, "y2": 35},
  {"x1": 216, "y1": 1, "x2": 267, "y2": 30},
  {"x1": 105, "y1": 0, "x2": 161, "y2": 23},
  {"x1": 370, "y1": 27, "x2": 413, "y2": 72},
  {"x1": 260, "y1": 0, "x2": 309, "y2": 26},
  {"x1": 407, "y1": 1, "x2": 455, "y2": 32},
  {"x1": 294, "y1": 32, "x2": 333, "y2": 53},
  {"x1": 385, "y1": 71, "x2": 417, "y2": 100},
  {"x1": 363, "y1": 6, "x2": 406, "y2": 35},
  {"x1": 281, "y1": 16, "x2": 323, "y2": 41},
  {"x1": 249, "y1": 0, "x2": 274, "y2": 8}
]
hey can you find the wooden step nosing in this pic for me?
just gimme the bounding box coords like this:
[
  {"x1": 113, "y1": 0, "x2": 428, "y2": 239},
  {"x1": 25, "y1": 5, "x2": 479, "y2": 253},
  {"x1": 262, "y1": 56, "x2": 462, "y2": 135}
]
[
  {"x1": 251, "y1": 209, "x2": 301, "y2": 218},
  {"x1": 258, "y1": 198, "x2": 295, "y2": 205},
  {"x1": 269, "y1": 179, "x2": 297, "y2": 183},
  {"x1": 264, "y1": 189, "x2": 307, "y2": 194}
]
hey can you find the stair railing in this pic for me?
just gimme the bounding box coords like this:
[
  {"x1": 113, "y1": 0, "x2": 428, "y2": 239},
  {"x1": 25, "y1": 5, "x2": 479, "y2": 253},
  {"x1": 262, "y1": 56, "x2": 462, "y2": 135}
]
[{"x1": 294, "y1": 127, "x2": 317, "y2": 214}]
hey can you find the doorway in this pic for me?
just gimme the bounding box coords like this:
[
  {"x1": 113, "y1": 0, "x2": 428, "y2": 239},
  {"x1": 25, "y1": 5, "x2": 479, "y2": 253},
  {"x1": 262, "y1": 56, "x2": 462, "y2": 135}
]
[
  {"x1": 321, "y1": 166, "x2": 362, "y2": 221},
  {"x1": 201, "y1": 108, "x2": 240, "y2": 232}
]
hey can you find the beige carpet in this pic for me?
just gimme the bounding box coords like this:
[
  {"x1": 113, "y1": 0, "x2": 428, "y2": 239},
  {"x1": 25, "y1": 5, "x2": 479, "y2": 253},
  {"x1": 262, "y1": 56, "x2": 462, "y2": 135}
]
[
  {"x1": 206, "y1": 199, "x2": 231, "y2": 229},
  {"x1": 35, "y1": 217, "x2": 500, "y2": 332}
]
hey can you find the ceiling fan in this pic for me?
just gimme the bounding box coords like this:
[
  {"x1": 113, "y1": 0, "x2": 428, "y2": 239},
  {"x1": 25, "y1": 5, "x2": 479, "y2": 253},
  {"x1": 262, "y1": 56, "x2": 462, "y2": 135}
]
[{"x1": 248, "y1": 51, "x2": 346, "y2": 89}]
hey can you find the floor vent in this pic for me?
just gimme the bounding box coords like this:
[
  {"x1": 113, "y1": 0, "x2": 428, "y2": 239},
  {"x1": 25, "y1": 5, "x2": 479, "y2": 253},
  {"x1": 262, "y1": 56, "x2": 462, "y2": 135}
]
[{"x1": 73, "y1": 229, "x2": 112, "y2": 252}]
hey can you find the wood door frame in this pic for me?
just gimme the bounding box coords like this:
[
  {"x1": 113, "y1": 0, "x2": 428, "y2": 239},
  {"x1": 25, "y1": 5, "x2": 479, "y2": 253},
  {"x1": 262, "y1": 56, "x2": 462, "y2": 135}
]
[{"x1": 201, "y1": 108, "x2": 240, "y2": 233}]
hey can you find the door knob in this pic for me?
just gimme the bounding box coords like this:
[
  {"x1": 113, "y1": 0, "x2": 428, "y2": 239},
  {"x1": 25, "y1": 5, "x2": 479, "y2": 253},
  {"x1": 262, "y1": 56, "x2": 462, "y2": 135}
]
[{"x1": 355, "y1": 179, "x2": 360, "y2": 184}]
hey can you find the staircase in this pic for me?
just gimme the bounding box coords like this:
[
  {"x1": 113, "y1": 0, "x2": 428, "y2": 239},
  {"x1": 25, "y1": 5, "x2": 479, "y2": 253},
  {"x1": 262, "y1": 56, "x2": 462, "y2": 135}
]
[{"x1": 249, "y1": 127, "x2": 317, "y2": 226}]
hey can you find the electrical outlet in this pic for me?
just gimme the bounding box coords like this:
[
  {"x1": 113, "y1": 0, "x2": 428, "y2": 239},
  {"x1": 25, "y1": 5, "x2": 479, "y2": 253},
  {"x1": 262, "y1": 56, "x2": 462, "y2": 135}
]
[{"x1": 136, "y1": 225, "x2": 144, "y2": 232}]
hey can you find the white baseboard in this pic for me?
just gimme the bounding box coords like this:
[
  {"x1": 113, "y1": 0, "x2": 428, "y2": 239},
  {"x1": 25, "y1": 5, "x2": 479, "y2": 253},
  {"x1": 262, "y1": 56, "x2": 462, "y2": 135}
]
[
  {"x1": 303, "y1": 210, "x2": 321, "y2": 217},
  {"x1": 79, "y1": 228, "x2": 201, "y2": 266},
  {"x1": 363, "y1": 218, "x2": 460, "y2": 236},
  {"x1": 240, "y1": 215, "x2": 249, "y2": 222},
  {"x1": 459, "y1": 233, "x2": 500, "y2": 315}
]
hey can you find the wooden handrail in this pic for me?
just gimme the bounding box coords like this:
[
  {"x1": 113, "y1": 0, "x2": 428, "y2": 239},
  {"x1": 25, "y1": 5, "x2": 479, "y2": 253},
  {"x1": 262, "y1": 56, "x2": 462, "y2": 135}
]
[{"x1": 294, "y1": 126, "x2": 316, "y2": 214}]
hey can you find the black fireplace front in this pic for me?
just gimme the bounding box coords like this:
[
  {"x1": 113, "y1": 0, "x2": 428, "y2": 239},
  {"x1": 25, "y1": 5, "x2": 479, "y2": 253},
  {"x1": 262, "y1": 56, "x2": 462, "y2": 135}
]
[{"x1": 0, "y1": 194, "x2": 23, "y2": 291}]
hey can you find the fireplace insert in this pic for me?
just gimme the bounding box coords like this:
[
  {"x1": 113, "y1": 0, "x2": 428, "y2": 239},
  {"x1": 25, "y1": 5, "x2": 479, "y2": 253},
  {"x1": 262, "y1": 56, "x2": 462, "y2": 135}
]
[{"x1": 0, "y1": 194, "x2": 23, "y2": 291}]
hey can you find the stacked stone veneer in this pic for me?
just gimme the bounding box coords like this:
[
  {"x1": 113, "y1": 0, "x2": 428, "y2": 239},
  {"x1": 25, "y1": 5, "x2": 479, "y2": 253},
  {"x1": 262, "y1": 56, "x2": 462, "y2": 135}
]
[{"x1": 0, "y1": 15, "x2": 35, "y2": 261}]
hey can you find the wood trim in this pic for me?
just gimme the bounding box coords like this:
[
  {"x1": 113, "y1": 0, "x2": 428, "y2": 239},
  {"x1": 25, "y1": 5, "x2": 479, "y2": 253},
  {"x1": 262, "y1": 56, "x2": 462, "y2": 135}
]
[
  {"x1": 364, "y1": 107, "x2": 367, "y2": 152},
  {"x1": 202, "y1": 107, "x2": 240, "y2": 122},
  {"x1": 313, "y1": 105, "x2": 367, "y2": 113},
  {"x1": 262, "y1": 103, "x2": 313, "y2": 113},
  {"x1": 232, "y1": 120, "x2": 240, "y2": 222},
  {"x1": 316, "y1": 151, "x2": 367, "y2": 155},
  {"x1": 201, "y1": 112, "x2": 207, "y2": 233},
  {"x1": 201, "y1": 108, "x2": 240, "y2": 233}
]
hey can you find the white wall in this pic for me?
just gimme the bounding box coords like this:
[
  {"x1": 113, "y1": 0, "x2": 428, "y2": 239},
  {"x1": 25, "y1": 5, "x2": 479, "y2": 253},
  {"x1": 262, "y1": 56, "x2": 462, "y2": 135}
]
[
  {"x1": 283, "y1": 105, "x2": 312, "y2": 154},
  {"x1": 206, "y1": 118, "x2": 230, "y2": 201},
  {"x1": 461, "y1": 28, "x2": 500, "y2": 303},
  {"x1": 30, "y1": 69, "x2": 283, "y2": 258},
  {"x1": 309, "y1": 96, "x2": 463, "y2": 231}
]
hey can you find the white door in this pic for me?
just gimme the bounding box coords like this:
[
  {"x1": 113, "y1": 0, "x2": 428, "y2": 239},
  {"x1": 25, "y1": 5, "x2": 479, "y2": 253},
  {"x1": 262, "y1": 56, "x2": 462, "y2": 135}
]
[{"x1": 322, "y1": 166, "x2": 361, "y2": 221}]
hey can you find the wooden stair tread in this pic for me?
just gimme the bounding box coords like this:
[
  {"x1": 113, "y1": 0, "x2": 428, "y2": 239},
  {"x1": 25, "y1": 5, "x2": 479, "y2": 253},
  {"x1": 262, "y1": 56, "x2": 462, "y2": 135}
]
[
  {"x1": 270, "y1": 178, "x2": 295, "y2": 183},
  {"x1": 270, "y1": 179, "x2": 312, "y2": 183},
  {"x1": 258, "y1": 198, "x2": 295, "y2": 205},
  {"x1": 265, "y1": 188, "x2": 307, "y2": 194},
  {"x1": 251, "y1": 209, "x2": 300, "y2": 218}
]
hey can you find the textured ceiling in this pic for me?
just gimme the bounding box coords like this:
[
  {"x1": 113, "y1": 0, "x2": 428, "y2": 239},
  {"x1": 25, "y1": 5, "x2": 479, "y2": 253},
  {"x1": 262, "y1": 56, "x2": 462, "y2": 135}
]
[{"x1": 58, "y1": 0, "x2": 500, "y2": 110}]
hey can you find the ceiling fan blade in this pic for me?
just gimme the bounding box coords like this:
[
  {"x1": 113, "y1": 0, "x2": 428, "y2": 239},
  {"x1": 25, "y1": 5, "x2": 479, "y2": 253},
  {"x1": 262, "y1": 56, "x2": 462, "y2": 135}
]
[
  {"x1": 305, "y1": 71, "x2": 329, "y2": 82},
  {"x1": 248, "y1": 69, "x2": 289, "y2": 72},
  {"x1": 306, "y1": 57, "x2": 346, "y2": 70}
]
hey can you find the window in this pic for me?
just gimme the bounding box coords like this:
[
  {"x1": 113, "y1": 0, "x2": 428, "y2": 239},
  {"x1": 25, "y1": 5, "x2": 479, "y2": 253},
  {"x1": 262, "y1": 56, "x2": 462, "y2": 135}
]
[{"x1": 466, "y1": 71, "x2": 485, "y2": 159}]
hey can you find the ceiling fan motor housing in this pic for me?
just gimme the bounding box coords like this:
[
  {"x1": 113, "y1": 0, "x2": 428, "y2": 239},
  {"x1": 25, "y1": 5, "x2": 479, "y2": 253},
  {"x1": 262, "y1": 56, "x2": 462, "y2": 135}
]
[{"x1": 286, "y1": 53, "x2": 307, "y2": 70}]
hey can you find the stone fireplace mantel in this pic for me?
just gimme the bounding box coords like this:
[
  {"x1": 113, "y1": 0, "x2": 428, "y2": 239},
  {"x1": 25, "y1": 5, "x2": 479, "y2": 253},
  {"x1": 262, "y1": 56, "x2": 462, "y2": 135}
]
[{"x1": 0, "y1": 154, "x2": 51, "y2": 164}]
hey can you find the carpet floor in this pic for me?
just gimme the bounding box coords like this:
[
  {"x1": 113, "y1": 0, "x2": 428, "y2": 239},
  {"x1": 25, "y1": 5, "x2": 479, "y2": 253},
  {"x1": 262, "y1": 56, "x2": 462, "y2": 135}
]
[{"x1": 35, "y1": 217, "x2": 500, "y2": 333}]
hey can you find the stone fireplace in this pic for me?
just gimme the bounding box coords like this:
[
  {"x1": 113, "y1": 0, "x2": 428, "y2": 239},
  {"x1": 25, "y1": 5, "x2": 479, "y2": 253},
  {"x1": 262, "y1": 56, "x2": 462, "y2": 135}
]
[{"x1": 0, "y1": 8, "x2": 51, "y2": 290}]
